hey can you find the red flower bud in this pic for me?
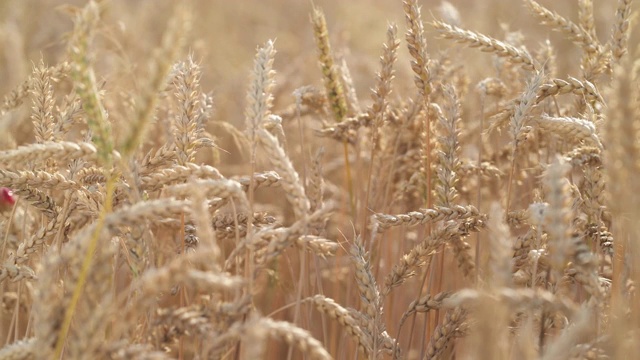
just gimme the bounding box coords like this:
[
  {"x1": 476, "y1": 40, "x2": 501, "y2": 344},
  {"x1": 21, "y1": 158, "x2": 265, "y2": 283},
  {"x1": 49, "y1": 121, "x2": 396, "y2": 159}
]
[{"x1": 0, "y1": 188, "x2": 16, "y2": 211}]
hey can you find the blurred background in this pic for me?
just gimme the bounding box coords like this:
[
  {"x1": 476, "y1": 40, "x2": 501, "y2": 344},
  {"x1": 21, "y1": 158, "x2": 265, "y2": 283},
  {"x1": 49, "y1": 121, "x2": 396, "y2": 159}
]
[{"x1": 0, "y1": 0, "x2": 622, "y2": 151}]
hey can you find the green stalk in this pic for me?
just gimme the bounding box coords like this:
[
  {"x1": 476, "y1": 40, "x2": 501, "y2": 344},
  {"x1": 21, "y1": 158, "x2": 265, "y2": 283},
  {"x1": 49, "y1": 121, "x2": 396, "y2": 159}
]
[{"x1": 54, "y1": 174, "x2": 116, "y2": 359}]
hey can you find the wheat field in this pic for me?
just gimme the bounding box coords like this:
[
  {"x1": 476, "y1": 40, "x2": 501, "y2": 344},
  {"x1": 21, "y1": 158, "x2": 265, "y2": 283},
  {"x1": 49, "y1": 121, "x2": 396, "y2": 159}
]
[{"x1": 0, "y1": 0, "x2": 637, "y2": 359}]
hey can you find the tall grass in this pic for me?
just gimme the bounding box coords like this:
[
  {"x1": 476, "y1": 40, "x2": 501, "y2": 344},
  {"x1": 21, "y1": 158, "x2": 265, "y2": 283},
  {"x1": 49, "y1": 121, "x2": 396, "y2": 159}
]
[{"x1": 0, "y1": 0, "x2": 637, "y2": 359}]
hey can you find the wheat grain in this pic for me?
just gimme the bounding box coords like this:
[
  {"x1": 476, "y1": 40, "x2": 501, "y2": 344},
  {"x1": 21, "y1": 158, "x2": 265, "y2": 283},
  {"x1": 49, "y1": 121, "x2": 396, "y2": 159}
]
[
  {"x1": 258, "y1": 318, "x2": 332, "y2": 360},
  {"x1": 537, "y1": 115, "x2": 603, "y2": 150},
  {"x1": 525, "y1": 0, "x2": 601, "y2": 54},
  {"x1": 0, "y1": 338, "x2": 35, "y2": 360},
  {"x1": 610, "y1": 0, "x2": 632, "y2": 62},
  {"x1": 311, "y1": 7, "x2": 348, "y2": 122},
  {"x1": 373, "y1": 204, "x2": 481, "y2": 231},
  {"x1": 0, "y1": 141, "x2": 97, "y2": 167},
  {"x1": 0, "y1": 1, "x2": 638, "y2": 358},
  {"x1": 310, "y1": 295, "x2": 372, "y2": 355},
  {"x1": 432, "y1": 20, "x2": 537, "y2": 71},
  {"x1": 425, "y1": 307, "x2": 468, "y2": 360},
  {"x1": 404, "y1": 0, "x2": 432, "y2": 100}
]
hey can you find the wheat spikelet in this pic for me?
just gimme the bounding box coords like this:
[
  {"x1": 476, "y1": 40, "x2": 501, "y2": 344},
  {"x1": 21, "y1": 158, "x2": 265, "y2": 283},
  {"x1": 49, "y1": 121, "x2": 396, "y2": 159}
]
[
  {"x1": 543, "y1": 158, "x2": 574, "y2": 280},
  {"x1": 350, "y1": 239, "x2": 383, "y2": 355},
  {"x1": 105, "y1": 343, "x2": 173, "y2": 360},
  {"x1": 368, "y1": 23, "x2": 399, "y2": 123},
  {"x1": 309, "y1": 295, "x2": 372, "y2": 356},
  {"x1": 542, "y1": 309, "x2": 595, "y2": 360},
  {"x1": 140, "y1": 163, "x2": 223, "y2": 191},
  {"x1": 257, "y1": 318, "x2": 332, "y2": 360},
  {"x1": 579, "y1": 165, "x2": 606, "y2": 224},
  {"x1": 383, "y1": 217, "x2": 485, "y2": 294},
  {"x1": 254, "y1": 203, "x2": 334, "y2": 264},
  {"x1": 121, "y1": 3, "x2": 190, "y2": 157},
  {"x1": 425, "y1": 307, "x2": 468, "y2": 360},
  {"x1": 140, "y1": 143, "x2": 178, "y2": 174},
  {"x1": 236, "y1": 171, "x2": 281, "y2": 192},
  {"x1": 306, "y1": 149, "x2": 325, "y2": 214},
  {"x1": 0, "y1": 169, "x2": 78, "y2": 191},
  {"x1": 510, "y1": 71, "x2": 543, "y2": 149},
  {"x1": 537, "y1": 77, "x2": 603, "y2": 105},
  {"x1": 434, "y1": 85, "x2": 461, "y2": 206},
  {"x1": 537, "y1": 115, "x2": 603, "y2": 150},
  {"x1": 172, "y1": 57, "x2": 212, "y2": 165},
  {"x1": 188, "y1": 180, "x2": 222, "y2": 267},
  {"x1": 165, "y1": 179, "x2": 247, "y2": 209},
  {"x1": 449, "y1": 236, "x2": 475, "y2": 279},
  {"x1": 0, "y1": 338, "x2": 35, "y2": 360},
  {"x1": 404, "y1": 0, "x2": 432, "y2": 100},
  {"x1": 610, "y1": 0, "x2": 632, "y2": 62},
  {"x1": 443, "y1": 288, "x2": 579, "y2": 318},
  {"x1": 10, "y1": 186, "x2": 58, "y2": 218},
  {"x1": 256, "y1": 128, "x2": 310, "y2": 220},
  {"x1": 10, "y1": 215, "x2": 60, "y2": 265},
  {"x1": 578, "y1": 0, "x2": 596, "y2": 39},
  {"x1": 68, "y1": 0, "x2": 113, "y2": 165},
  {"x1": 338, "y1": 57, "x2": 360, "y2": 114},
  {"x1": 297, "y1": 235, "x2": 337, "y2": 258},
  {"x1": 432, "y1": 20, "x2": 537, "y2": 71},
  {"x1": 210, "y1": 212, "x2": 276, "y2": 241},
  {"x1": 564, "y1": 146, "x2": 602, "y2": 168},
  {"x1": 0, "y1": 141, "x2": 97, "y2": 167},
  {"x1": 311, "y1": 6, "x2": 348, "y2": 122},
  {"x1": 0, "y1": 62, "x2": 70, "y2": 117},
  {"x1": 400, "y1": 291, "x2": 452, "y2": 324},
  {"x1": 29, "y1": 60, "x2": 56, "y2": 144},
  {"x1": 245, "y1": 40, "x2": 276, "y2": 131},
  {"x1": 525, "y1": 0, "x2": 601, "y2": 54},
  {"x1": 373, "y1": 204, "x2": 481, "y2": 231}
]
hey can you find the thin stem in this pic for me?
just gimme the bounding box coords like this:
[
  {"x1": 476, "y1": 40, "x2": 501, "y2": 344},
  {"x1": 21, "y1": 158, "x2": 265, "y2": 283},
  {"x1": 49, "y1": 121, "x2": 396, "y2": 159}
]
[
  {"x1": 475, "y1": 94, "x2": 485, "y2": 285},
  {"x1": 54, "y1": 173, "x2": 116, "y2": 359},
  {"x1": 506, "y1": 148, "x2": 517, "y2": 214},
  {"x1": 343, "y1": 141, "x2": 355, "y2": 217}
]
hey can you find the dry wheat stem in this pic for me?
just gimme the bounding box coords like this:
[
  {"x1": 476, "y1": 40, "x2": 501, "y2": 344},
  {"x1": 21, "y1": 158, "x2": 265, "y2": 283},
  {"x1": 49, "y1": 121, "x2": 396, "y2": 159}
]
[{"x1": 0, "y1": 1, "x2": 638, "y2": 359}]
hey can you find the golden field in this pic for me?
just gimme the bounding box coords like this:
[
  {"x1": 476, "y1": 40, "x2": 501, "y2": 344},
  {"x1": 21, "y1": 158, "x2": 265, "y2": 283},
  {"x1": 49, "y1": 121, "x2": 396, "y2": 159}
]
[{"x1": 0, "y1": 0, "x2": 638, "y2": 359}]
